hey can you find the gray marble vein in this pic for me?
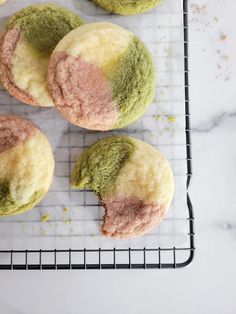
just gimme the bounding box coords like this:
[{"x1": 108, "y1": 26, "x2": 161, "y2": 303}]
[{"x1": 192, "y1": 110, "x2": 236, "y2": 133}]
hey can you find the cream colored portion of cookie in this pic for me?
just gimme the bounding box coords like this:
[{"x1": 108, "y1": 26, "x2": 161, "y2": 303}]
[
  {"x1": 0, "y1": 130, "x2": 54, "y2": 204},
  {"x1": 11, "y1": 39, "x2": 54, "y2": 107},
  {"x1": 113, "y1": 138, "x2": 174, "y2": 208},
  {"x1": 0, "y1": 0, "x2": 7, "y2": 5},
  {"x1": 54, "y1": 22, "x2": 132, "y2": 69}
]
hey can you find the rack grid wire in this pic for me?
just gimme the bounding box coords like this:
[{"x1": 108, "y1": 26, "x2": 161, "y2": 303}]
[{"x1": 0, "y1": 0, "x2": 194, "y2": 270}]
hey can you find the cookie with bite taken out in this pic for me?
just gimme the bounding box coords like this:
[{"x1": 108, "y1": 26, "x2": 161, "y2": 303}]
[{"x1": 71, "y1": 136, "x2": 174, "y2": 239}]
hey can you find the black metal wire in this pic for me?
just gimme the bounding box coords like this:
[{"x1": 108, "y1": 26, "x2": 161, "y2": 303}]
[
  {"x1": 0, "y1": 0, "x2": 194, "y2": 270},
  {"x1": 183, "y1": 0, "x2": 195, "y2": 267},
  {"x1": 0, "y1": 248, "x2": 195, "y2": 270}
]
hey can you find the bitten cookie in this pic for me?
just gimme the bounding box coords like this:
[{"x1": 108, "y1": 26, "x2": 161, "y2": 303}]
[
  {"x1": 71, "y1": 136, "x2": 174, "y2": 239},
  {"x1": 0, "y1": 115, "x2": 54, "y2": 216},
  {"x1": 48, "y1": 22, "x2": 156, "y2": 131},
  {"x1": 0, "y1": 4, "x2": 84, "y2": 107},
  {"x1": 93, "y1": 0, "x2": 162, "y2": 15}
]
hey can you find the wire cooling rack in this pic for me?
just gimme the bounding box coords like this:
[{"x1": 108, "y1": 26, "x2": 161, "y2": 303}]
[{"x1": 0, "y1": 0, "x2": 194, "y2": 270}]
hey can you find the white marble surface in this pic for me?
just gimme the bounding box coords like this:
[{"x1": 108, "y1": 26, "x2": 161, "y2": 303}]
[{"x1": 0, "y1": 0, "x2": 236, "y2": 313}]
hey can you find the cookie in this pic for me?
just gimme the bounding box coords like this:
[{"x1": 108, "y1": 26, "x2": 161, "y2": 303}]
[
  {"x1": 48, "y1": 22, "x2": 156, "y2": 131},
  {"x1": 0, "y1": 4, "x2": 84, "y2": 107},
  {"x1": 0, "y1": 0, "x2": 8, "y2": 5},
  {"x1": 93, "y1": 0, "x2": 162, "y2": 15},
  {"x1": 0, "y1": 115, "x2": 54, "y2": 216},
  {"x1": 71, "y1": 136, "x2": 174, "y2": 239}
]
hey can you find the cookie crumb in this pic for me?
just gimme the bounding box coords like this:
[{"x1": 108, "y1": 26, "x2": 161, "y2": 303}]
[
  {"x1": 220, "y1": 33, "x2": 227, "y2": 41},
  {"x1": 63, "y1": 207, "x2": 69, "y2": 213},
  {"x1": 167, "y1": 116, "x2": 176, "y2": 123},
  {"x1": 190, "y1": 4, "x2": 207, "y2": 15},
  {"x1": 41, "y1": 214, "x2": 50, "y2": 223}
]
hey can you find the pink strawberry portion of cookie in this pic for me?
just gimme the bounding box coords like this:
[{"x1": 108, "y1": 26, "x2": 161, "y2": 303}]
[
  {"x1": 0, "y1": 29, "x2": 38, "y2": 106},
  {"x1": 48, "y1": 52, "x2": 119, "y2": 131},
  {"x1": 0, "y1": 115, "x2": 36, "y2": 154},
  {"x1": 102, "y1": 196, "x2": 166, "y2": 239}
]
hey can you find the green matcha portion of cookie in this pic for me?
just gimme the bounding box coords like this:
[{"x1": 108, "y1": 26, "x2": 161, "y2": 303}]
[
  {"x1": 0, "y1": 179, "x2": 14, "y2": 211},
  {"x1": 0, "y1": 178, "x2": 45, "y2": 216},
  {"x1": 4, "y1": 4, "x2": 84, "y2": 56},
  {"x1": 71, "y1": 136, "x2": 134, "y2": 197},
  {"x1": 107, "y1": 37, "x2": 156, "y2": 128},
  {"x1": 93, "y1": 0, "x2": 162, "y2": 15}
]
